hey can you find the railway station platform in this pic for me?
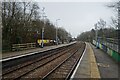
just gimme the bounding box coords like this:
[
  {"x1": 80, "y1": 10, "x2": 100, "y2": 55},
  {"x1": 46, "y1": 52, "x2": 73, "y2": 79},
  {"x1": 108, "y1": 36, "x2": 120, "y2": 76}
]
[
  {"x1": 1, "y1": 41, "x2": 119, "y2": 79},
  {"x1": 71, "y1": 42, "x2": 119, "y2": 79},
  {"x1": 71, "y1": 42, "x2": 100, "y2": 79},
  {"x1": 91, "y1": 44, "x2": 119, "y2": 78},
  {"x1": 2, "y1": 42, "x2": 76, "y2": 60}
]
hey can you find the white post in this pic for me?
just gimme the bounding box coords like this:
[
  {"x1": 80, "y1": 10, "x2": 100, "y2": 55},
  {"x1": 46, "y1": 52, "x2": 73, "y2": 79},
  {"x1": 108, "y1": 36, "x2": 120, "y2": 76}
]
[
  {"x1": 55, "y1": 19, "x2": 60, "y2": 45},
  {"x1": 95, "y1": 23, "x2": 98, "y2": 48},
  {"x1": 41, "y1": 7, "x2": 47, "y2": 48}
]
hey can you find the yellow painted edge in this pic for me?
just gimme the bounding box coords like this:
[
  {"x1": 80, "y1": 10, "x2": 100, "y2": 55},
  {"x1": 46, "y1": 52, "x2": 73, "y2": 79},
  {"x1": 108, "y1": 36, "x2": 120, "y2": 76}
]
[{"x1": 87, "y1": 43, "x2": 101, "y2": 78}]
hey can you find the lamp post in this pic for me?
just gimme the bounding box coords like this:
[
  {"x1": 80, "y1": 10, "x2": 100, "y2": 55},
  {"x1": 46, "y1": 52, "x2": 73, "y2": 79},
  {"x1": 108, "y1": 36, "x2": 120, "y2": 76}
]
[
  {"x1": 55, "y1": 19, "x2": 60, "y2": 45},
  {"x1": 94, "y1": 23, "x2": 98, "y2": 48},
  {"x1": 118, "y1": 1, "x2": 120, "y2": 53},
  {"x1": 41, "y1": 7, "x2": 47, "y2": 48}
]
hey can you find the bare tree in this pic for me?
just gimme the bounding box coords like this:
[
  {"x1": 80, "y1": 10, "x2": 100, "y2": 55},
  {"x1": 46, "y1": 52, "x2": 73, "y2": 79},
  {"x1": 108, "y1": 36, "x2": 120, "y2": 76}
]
[{"x1": 2, "y1": 2, "x2": 70, "y2": 52}]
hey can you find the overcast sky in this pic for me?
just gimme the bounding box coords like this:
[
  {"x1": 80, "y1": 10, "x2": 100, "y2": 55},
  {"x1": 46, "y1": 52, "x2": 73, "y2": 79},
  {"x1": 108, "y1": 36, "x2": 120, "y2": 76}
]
[{"x1": 36, "y1": 1, "x2": 115, "y2": 37}]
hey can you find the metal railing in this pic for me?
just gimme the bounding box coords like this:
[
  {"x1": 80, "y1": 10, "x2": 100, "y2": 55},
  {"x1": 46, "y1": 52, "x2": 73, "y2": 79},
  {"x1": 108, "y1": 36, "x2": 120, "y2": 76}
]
[{"x1": 97, "y1": 37, "x2": 119, "y2": 52}]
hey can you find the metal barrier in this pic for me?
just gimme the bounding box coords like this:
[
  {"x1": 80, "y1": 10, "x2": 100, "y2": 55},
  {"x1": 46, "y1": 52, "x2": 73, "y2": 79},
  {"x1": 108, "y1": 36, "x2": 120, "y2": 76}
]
[
  {"x1": 93, "y1": 40, "x2": 120, "y2": 62},
  {"x1": 12, "y1": 43, "x2": 36, "y2": 51}
]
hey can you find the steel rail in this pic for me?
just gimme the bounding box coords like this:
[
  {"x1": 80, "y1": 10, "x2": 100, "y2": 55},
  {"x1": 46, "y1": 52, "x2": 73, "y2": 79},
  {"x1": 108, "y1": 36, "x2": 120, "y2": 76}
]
[
  {"x1": 42, "y1": 45, "x2": 81, "y2": 79},
  {"x1": 2, "y1": 45, "x2": 73, "y2": 76},
  {"x1": 42, "y1": 43, "x2": 85, "y2": 79},
  {"x1": 2, "y1": 44, "x2": 77, "y2": 79}
]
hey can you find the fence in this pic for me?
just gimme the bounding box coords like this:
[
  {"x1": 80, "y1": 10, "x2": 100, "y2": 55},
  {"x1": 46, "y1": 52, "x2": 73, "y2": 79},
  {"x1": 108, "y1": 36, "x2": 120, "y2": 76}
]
[
  {"x1": 12, "y1": 43, "x2": 36, "y2": 51},
  {"x1": 97, "y1": 37, "x2": 119, "y2": 52},
  {"x1": 93, "y1": 39, "x2": 120, "y2": 62}
]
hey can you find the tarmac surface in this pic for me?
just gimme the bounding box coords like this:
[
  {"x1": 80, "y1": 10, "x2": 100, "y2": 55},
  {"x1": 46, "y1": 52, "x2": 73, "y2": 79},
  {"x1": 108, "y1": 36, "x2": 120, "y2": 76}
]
[
  {"x1": 71, "y1": 42, "x2": 119, "y2": 79},
  {"x1": 91, "y1": 44, "x2": 119, "y2": 78}
]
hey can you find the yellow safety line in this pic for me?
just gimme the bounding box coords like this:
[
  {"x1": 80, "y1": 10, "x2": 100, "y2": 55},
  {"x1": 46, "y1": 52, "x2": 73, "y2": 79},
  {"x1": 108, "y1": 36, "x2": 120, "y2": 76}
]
[{"x1": 87, "y1": 43, "x2": 101, "y2": 78}]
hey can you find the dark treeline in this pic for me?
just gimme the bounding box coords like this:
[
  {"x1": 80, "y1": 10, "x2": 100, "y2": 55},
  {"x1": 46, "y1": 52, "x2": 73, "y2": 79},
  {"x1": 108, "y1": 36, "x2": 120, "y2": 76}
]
[
  {"x1": 77, "y1": 27, "x2": 117, "y2": 42},
  {"x1": 77, "y1": 1, "x2": 119, "y2": 42},
  {"x1": 77, "y1": 18, "x2": 118, "y2": 42},
  {"x1": 2, "y1": 2, "x2": 72, "y2": 51}
]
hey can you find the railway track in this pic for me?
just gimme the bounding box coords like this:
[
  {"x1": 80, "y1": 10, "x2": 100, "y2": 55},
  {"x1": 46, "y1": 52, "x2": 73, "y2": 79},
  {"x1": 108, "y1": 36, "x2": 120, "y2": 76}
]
[
  {"x1": 2, "y1": 42, "x2": 86, "y2": 79},
  {"x1": 2, "y1": 44, "x2": 74, "y2": 76},
  {"x1": 42, "y1": 42, "x2": 85, "y2": 79},
  {"x1": 2, "y1": 44, "x2": 74, "y2": 69}
]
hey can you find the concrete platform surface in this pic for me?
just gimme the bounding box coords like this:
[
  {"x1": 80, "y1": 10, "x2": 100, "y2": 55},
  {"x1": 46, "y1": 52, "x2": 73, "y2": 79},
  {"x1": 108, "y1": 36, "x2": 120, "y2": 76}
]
[{"x1": 72, "y1": 42, "x2": 100, "y2": 79}]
